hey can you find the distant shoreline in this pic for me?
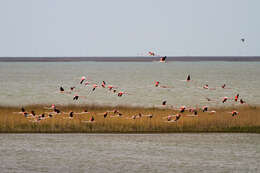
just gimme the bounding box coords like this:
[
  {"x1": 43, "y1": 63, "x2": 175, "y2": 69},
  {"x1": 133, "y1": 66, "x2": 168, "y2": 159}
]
[{"x1": 0, "y1": 56, "x2": 260, "y2": 62}]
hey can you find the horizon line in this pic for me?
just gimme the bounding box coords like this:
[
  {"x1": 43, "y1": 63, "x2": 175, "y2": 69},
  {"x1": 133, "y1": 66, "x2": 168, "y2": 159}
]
[{"x1": 0, "y1": 56, "x2": 260, "y2": 62}]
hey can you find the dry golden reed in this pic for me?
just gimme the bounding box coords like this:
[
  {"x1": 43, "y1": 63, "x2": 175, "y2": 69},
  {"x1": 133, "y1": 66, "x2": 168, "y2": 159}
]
[{"x1": 0, "y1": 104, "x2": 259, "y2": 133}]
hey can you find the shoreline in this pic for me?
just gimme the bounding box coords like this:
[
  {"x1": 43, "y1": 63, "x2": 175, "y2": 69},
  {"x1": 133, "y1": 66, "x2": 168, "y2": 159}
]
[
  {"x1": 1, "y1": 104, "x2": 259, "y2": 133},
  {"x1": 1, "y1": 130, "x2": 260, "y2": 134},
  {"x1": 1, "y1": 56, "x2": 260, "y2": 62}
]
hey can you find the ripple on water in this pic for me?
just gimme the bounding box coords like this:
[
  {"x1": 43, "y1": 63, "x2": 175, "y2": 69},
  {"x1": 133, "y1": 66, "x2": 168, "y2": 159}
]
[
  {"x1": 0, "y1": 61, "x2": 260, "y2": 107},
  {"x1": 0, "y1": 133, "x2": 259, "y2": 173}
]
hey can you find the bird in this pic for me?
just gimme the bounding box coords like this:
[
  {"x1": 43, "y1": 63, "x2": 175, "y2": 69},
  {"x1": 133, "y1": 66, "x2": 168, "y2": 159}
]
[
  {"x1": 60, "y1": 86, "x2": 65, "y2": 92},
  {"x1": 162, "y1": 100, "x2": 167, "y2": 106}
]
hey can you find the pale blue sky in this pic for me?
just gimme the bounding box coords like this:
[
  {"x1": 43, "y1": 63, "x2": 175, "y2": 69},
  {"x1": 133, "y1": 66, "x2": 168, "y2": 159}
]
[{"x1": 0, "y1": 0, "x2": 259, "y2": 57}]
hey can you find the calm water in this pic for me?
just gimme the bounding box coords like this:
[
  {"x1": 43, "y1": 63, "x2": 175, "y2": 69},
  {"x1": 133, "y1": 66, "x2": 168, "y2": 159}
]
[
  {"x1": 0, "y1": 134, "x2": 259, "y2": 173},
  {"x1": 0, "y1": 61, "x2": 260, "y2": 107}
]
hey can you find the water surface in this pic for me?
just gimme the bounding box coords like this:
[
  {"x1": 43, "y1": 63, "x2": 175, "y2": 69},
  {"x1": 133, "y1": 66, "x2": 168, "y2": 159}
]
[
  {"x1": 0, "y1": 133, "x2": 259, "y2": 173},
  {"x1": 0, "y1": 61, "x2": 260, "y2": 107}
]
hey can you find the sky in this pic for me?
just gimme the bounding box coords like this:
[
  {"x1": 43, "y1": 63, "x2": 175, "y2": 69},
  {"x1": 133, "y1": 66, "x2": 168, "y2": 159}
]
[{"x1": 0, "y1": 0, "x2": 259, "y2": 57}]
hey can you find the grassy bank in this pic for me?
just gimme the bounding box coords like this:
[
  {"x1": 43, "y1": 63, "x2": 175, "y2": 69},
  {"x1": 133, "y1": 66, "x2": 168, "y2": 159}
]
[{"x1": 0, "y1": 104, "x2": 260, "y2": 133}]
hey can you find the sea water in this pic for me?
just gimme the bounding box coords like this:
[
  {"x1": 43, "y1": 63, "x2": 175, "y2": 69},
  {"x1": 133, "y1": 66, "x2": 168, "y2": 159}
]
[
  {"x1": 0, "y1": 61, "x2": 260, "y2": 107},
  {"x1": 0, "y1": 133, "x2": 259, "y2": 173}
]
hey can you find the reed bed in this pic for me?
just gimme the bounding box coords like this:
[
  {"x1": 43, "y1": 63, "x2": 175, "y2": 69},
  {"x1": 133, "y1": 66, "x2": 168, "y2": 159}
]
[{"x1": 0, "y1": 104, "x2": 259, "y2": 133}]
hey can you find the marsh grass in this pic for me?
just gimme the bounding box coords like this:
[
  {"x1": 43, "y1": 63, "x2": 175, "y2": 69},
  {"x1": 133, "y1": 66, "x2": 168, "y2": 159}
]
[{"x1": 0, "y1": 104, "x2": 259, "y2": 133}]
